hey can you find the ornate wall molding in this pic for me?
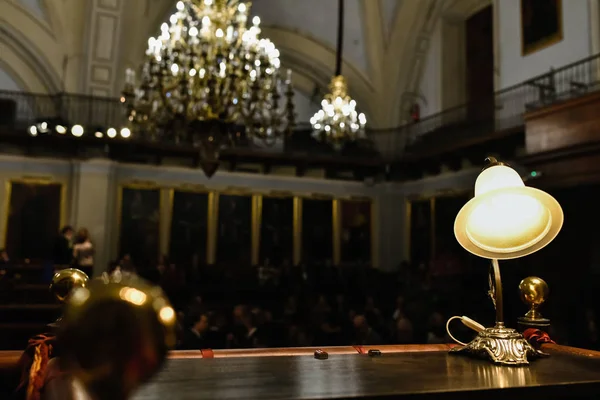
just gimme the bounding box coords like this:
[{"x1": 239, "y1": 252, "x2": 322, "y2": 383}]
[{"x1": 81, "y1": 0, "x2": 125, "y2": 96}]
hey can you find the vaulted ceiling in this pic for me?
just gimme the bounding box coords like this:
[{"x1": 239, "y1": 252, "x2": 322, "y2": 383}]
[{"x1": 0, "y1": 0, "x2": 490, "y2": 129}]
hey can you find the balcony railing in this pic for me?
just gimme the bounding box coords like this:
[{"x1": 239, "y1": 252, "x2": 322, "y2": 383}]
[
  {"x1": 375, "y1": 52, "x2": 600, "y2": 159},
  {"x1": 1, "y1": 52, "x2": 600, "y2": 162}
]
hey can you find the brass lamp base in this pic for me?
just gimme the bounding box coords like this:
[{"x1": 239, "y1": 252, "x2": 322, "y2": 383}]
[{"x1": 450, "y1": 325, "x2": 546, "y2": 365}]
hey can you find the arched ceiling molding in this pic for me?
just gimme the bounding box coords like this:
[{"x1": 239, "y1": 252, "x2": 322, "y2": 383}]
[
  {"x1": 40, "y1": 0, "x2": 67, "y2": 41},
  {"x1": 360, "y1": 0, "x2": 443, "y2": 128},
  {"x1": 6, "y1": 0, "x2": 54, "y2": 36},
  {"x1": 0, "y1": 23, "x2": 62, "y2": 93},
  {"x1": 0, "y1": 59, "x2": 28, "y2": 91},
  {"x1": 389, "y1": 0, "x2": 444, "y2": 127},
  {"x1": 262, "y1": 26, "x2": 374, "y2": 89},
  {"x1": 261, "y1": 26, "x2": 376, "y2": 119},
  {"x1": 0, "y1": 3, "x2": 63, "y2": 89},
  {"x1": 278, "y1": 47, "x2": 375, "y2": 121},
  {"x1": 0, "y1": 39, "x2": 49, "y2": 93}
]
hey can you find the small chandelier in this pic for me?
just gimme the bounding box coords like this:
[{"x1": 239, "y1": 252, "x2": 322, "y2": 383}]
[
  {"x1": 310, "y1": 75, "x2": 366, "y2": 149},
  {"x1": 310, "y1": 0, "x2": 367, "y2": 150},
  {"x1": 122, "y1": 0, "x2": 295, "y2": 177}
]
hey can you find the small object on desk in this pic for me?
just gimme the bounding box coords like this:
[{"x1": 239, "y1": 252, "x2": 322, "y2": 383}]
[
  {"x1": 518, "y1": 276, "x2": 551, "y2": 331},
  {"x1": 368, "y1": 349, "x2": 381, "y2": 357},
  {"x1": 314, "y1": 350, "x2": 328, "y2": 360}
]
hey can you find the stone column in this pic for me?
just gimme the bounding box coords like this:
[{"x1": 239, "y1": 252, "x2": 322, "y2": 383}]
[{"x1": 70, "y1": 159, "x2": 116, "y2": 277}]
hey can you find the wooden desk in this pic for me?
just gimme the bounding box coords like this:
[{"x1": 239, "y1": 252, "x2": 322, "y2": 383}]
[{"x1": 2, "y1": 344, "x2": 600, "y2": 399}]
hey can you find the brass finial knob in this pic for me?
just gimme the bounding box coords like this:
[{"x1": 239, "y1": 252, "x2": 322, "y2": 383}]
[
  {"x1": 50, "y1": 268, "x2": 90, "y2": 303},
  {"x1": 518, "y1": 276, "x2": 550, "y2": 329}
]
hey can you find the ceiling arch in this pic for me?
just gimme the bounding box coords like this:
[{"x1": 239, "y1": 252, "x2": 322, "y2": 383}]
[
  {"x1": 251, "y1": 0, "x2": 369, "y2": 76},
  {"x1": 0, "y1": 0, "x2": 67, "y2": 92},
  {"x1": 0, "y1": 23, "x2": 62, "y2": 93}
]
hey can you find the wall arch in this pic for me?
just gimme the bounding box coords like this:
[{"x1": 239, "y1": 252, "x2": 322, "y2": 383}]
[
  {"x1": 0, "y1": 35, "x2": 54, "y2": 93},
  {"x1": 0, "y1": 21, "x2": 62, "y2": 93}
]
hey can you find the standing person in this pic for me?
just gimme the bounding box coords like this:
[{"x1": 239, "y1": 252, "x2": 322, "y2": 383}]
[
  {"x1": 53, "y1": 226, "x2": 74, "y2": 266},
  {"x1": 73, "y1": 228, "x2": 94, "y2": 269}
]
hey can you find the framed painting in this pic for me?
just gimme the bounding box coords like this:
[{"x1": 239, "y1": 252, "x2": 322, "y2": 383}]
[
  {"x1": 169, "y1": 190, "x2": 209, "y2": 266},
  {"x1": 302, "y1": 198, "x2": 333, "y2": 265},
  {"x1": 260, "y1": 196, "x2": 294, "y2": 265},
  {"x1": 3, "y1": 180, "x2": 63, "y2": 261},
  {"x1": 217, "y1": 193, "x2": 252, "y2": 264},
  {"x1": 340, "y1": 199, "x2": 372, "y2": 265},
  {"x1": 521, "y1": 0, "x2": 563, "y2": 56},
  {"x1": 118, "y1": 186, "x2": 161, "y2": 268}
]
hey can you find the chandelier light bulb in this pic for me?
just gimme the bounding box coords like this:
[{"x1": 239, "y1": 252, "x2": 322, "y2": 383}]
[
  {"x1": 238, "y1": 3, "x2": 246, "y2": 12},
  {"x1": 252, "y1": 16, "x2": 260, "y2": 25},
  {"x1": 107, "y1": 128, "x2": 117, "y2": 138},
  {"x1": 176, "y1": 1, "x2": 184, "y2": 11}
]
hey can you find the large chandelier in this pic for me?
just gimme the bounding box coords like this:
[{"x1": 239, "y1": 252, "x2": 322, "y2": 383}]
[
  {"x1": 122, "y1": 0, "x2": 295, "y2": 176},
  {"x1": 310, "y1": 0, "x2": 367, "y2": 150},
  {"x1": 310, "y1": 75, "x2": 366, "y2": 149}
]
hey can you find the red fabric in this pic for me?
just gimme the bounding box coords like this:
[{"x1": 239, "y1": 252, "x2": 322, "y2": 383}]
[
  {"x1": 523, "y1": 328, "x2": 555, "y2": 347},
  {"x1": 16, "y1": 333, "x2": 56, "y2": 400}
]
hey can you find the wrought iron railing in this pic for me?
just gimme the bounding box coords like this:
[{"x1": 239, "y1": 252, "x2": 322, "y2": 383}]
[
  {"x1": 1, "y1": 52, "x2": 600, "y2": 161},
  {"x1": 371, "y1": 52, "x2": 600, "y2": 159}
]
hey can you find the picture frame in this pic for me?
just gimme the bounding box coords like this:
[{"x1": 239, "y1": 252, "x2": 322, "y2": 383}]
[{"x1": 521, "y1": 0, "x2": 563, "y2": 56}]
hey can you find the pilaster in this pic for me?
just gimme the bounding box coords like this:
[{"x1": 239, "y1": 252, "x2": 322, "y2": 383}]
[
  {"x1": 80, "y1": 0, "x2": 125, "y2": 96},
  {"x1": 70, "y1": 159, "x2": 116, "y2": 277}
]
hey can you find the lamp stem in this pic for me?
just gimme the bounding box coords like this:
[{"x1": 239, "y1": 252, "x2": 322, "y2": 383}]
[{"x1": 491, "y1": 259, "x2": 504, "y2": 327}]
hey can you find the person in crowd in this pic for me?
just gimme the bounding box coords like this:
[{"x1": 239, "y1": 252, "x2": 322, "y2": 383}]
[
  {"x1": 179, "y1": 311, "x2": 210, "y2": 350},
  {"x1": 426, "y1": 311, "x2": 449, "y2": 344},
  {"x1": 352, "y1": 314, "x2": 382, "y2": 345},
  {"x1": 53, "y1": 226, "x2": 74, "y2": 265},
  {"x1": 73, "y1": 228, "x2": 94, "y2": 268},
  {"x1": 394, "y1": 317, "x2": 414, "y2": 344}
]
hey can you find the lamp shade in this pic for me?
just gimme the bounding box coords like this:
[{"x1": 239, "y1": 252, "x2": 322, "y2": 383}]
[{"x1": 454, "y1": 164, "x2": 563, "y2": 259}]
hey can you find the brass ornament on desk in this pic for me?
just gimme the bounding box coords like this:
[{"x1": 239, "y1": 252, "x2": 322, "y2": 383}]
[
  {"x1": 451, "y1": 157, "x2": 563, "y2": 365},
  {"x1": 49, "y1": 268, "x2": 90, "y2": 303},
  {"x1": 518, "y1": 276, "x2": 550, "y2": 329},
  {"x1": 48, "y1": 268, "x2": 90, "y2": 328},
  {"x1": 58, "y1": 273, "x2": 176, "y2": 400}
]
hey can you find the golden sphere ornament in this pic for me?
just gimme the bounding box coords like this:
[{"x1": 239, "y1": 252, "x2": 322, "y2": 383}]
[
  {"x1": 58, "y1": 273, "x2": 176, "y2": 400},
  {"x1": 49, "y1": 268, "x2": 90, "y2": 303},
  {"x1": 518, "y1": 276, "x2": 550, "y2": 329}
]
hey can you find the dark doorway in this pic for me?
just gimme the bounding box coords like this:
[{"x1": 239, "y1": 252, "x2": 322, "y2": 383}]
[
  {"x1": 5, "y1": 182, "x2": 62, "y2": 262},
  {"x1": 466, "y1": 5, "x2": 495, "y2": 124}
]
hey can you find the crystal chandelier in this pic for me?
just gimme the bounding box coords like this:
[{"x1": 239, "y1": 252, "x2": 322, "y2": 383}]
[
  {"x1": 122, "y1": 0, "x2": 295, "y2": 176},
  {"x1": 310, "y1": 75, "x2": 366, "y2": 149},
  {"x1": 310, "y1": 0, "x2": 367, "y2": 150}
]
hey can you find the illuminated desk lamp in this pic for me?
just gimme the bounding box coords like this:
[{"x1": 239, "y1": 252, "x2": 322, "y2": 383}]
[{"x1": 451, "y1": 157, "x2": 563, "y2": 365}]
